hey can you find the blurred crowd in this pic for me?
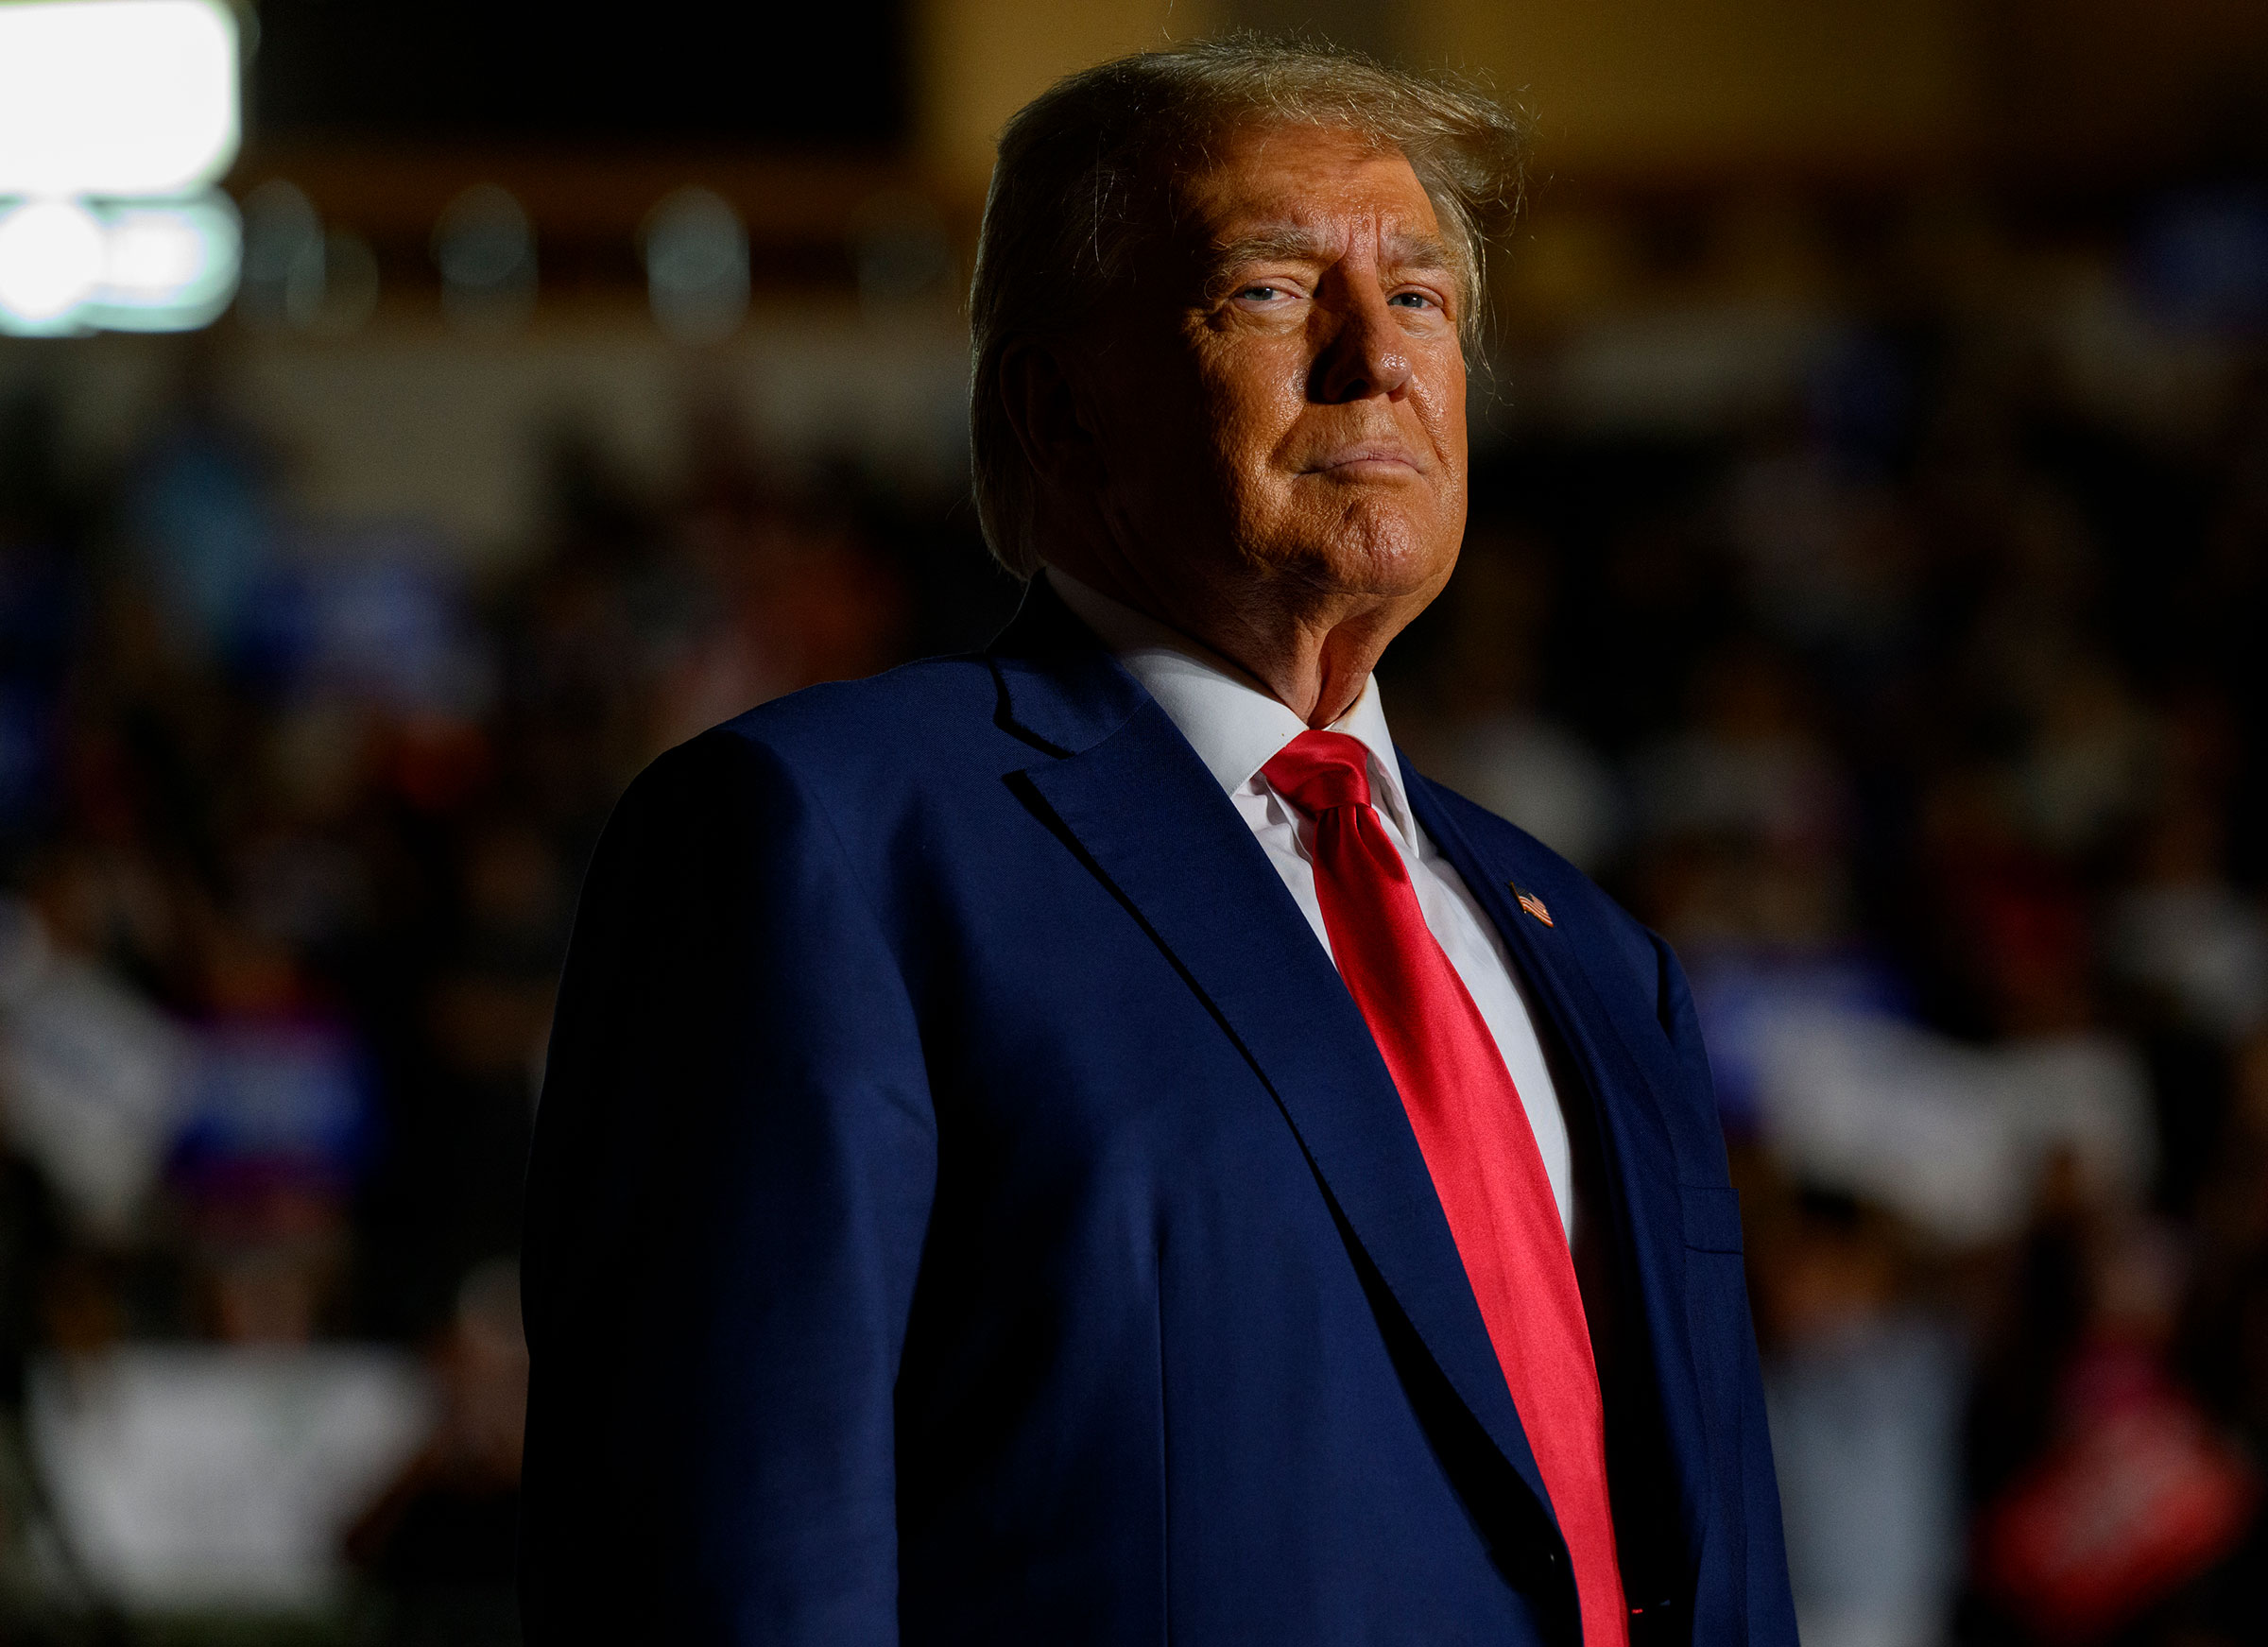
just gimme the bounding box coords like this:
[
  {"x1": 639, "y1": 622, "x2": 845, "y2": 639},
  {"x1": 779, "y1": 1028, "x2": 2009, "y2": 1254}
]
[
  {"x1": 0, "y1": 372, "x2": 1011, "y2": 1638},
  {"x1": 1, "y1": 186, "x2": 2267, "y2": 1644}
]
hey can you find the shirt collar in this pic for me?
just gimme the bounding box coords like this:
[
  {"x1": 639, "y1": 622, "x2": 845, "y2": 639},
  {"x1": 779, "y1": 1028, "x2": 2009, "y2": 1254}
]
[{"x1": 1044, "y1": 566, "x2": 1413, "y2": 836}]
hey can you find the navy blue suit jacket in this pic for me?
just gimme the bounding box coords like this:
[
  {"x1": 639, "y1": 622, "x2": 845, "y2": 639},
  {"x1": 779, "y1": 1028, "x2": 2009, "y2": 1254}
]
[{"x1": 520, "y1": 580, "x2": 1796, "y2": 1645}]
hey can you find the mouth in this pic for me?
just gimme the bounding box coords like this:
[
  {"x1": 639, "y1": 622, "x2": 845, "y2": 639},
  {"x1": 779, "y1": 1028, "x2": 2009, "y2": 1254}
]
[{"x1": 1304, "y1": 444, "x2": 1425, "y2": 478}]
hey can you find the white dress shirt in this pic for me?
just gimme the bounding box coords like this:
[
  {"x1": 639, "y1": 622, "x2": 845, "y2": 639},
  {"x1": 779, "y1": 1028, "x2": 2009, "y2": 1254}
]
[{"x1": 1047, "y1": 568, "x2": 1577, "y2": 1239}]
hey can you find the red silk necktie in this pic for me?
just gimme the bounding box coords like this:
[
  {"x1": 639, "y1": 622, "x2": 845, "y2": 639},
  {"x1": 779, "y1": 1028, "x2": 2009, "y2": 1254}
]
[{"x1": 1263, "y1": 729, "x2": 1627, "y2": 1646}]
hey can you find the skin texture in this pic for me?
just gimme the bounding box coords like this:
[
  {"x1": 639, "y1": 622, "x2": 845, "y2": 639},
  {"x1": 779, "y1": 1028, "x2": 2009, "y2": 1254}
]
[{"x1": 1002, "y1": 122, "x2": 1470, "y2": 726}]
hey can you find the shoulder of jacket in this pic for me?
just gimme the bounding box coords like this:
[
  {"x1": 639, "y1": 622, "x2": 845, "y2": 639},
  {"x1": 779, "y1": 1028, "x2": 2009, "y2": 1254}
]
[
  {"x1": 610, "y1": 653, "x2": 996, "y2": 828},
  {"x1": 716, "y1": 653, "x2": 994, "y2": 750}
]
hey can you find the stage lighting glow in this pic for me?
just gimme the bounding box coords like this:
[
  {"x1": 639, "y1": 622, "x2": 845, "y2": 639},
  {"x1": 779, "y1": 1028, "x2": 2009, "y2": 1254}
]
[
  {"x1": 0, "y1": 198, "x2": 106, "y2": 331},
  {"x1": 106, "y1": 209, "x2": 207, "y2": 290},
  {"x1": 0, "y1": 0, "x2": 240, "y2": 198},
  {"x1": 88, "y1": 196, "x2": 240, "y2": 331},
  {"x1": 0, "y1": 195, "x2": 240, "y2": 335}
]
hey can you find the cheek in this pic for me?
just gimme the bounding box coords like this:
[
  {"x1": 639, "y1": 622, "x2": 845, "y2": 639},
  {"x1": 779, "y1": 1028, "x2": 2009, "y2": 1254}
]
[
  {"x1": 1420, "y1": 349, "x2": 1469, "y2": 448},
  {"x1": 1194, "y1": 345, "x2": 1308, "y2": 469},
  {"x1": 1235, "y1": 386, "x2": 1313, "y2": 482}
]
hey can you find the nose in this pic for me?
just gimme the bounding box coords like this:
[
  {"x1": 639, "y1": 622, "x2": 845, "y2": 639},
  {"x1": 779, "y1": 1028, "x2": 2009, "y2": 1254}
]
[{"x1": 1309, "y1": 283, "x2": 1415, "y2": 405}]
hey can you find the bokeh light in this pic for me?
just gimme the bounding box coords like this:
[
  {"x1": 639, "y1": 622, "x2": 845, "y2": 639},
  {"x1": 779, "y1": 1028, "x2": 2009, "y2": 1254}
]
[
  {"x1": 433, "y1": 184, "x2": 537, "y2": 335},
  {"x1": 642, "y1": 187, "x2": 749, "y2": 345},
  {"x1": 0, "y1": 197, "x2": 106, "y2": 332}
]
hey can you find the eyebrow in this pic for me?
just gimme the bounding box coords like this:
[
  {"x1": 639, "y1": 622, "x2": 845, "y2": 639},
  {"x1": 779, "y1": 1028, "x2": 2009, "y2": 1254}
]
[{"x1": 1202, "y1": 222, "x2": 1457, "y2": 287}]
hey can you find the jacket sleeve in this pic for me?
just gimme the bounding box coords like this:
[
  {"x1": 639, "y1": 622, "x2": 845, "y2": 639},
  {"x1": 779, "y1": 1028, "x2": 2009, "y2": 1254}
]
[
  {"x1": 520, "y1": 728, "x2": 936, "y2": 1644},
  {"x1": 1650, "y1": 933, "x2": 1800, "y2": 1647}
]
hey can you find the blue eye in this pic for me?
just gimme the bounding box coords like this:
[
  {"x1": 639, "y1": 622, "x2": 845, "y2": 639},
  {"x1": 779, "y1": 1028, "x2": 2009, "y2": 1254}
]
[
  {"x1": 1238, "y1": 284, "x2": 1281, "y2": 302},
  {"x1": 1387, "y1": 291, "x2": 1433, "y2": 309}
]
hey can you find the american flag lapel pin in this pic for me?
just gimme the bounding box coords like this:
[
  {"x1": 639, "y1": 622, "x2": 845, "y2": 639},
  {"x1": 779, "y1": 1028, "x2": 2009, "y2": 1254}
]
[{"x1": 1509, "y1": 882, "x2": 1554, "y2": 926}]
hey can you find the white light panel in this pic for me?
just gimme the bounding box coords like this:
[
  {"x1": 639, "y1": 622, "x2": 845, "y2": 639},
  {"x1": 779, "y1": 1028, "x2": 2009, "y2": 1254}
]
[{"x1": 0, "y1": 0, "x2": 240, "y2": 198}]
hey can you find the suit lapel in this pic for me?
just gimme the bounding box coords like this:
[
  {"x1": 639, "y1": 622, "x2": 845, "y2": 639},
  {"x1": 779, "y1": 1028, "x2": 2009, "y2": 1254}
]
[
  {"x1": 1403, "y1": 764, "x2": 1717, "y2": 1586},
  {"x1": 990, "y1": 584, "x2": 1559, "y2": 1535}
]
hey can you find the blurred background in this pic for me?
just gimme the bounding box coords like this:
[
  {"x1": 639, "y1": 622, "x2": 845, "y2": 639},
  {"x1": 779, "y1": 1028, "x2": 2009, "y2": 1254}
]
[{"x1": 4, "y1": 0, "x2": 2268, "y2": 1642}]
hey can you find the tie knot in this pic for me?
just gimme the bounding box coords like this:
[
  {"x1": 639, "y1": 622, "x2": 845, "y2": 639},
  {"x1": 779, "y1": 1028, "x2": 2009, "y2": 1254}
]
[{"x1": 1262, "y1": 729, "x2": 1374, "y2": 817}]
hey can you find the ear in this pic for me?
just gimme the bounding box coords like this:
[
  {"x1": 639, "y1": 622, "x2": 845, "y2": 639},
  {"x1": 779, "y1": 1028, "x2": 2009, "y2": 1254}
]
[{"x1": 998, "y1": 338, "x2": 1107, "y2": 493}]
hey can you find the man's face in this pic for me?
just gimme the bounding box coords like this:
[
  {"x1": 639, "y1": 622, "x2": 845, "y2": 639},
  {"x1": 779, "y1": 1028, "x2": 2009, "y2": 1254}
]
[{"x1": 1078, "y1": 122, "x2": 1469, "y2": 614}]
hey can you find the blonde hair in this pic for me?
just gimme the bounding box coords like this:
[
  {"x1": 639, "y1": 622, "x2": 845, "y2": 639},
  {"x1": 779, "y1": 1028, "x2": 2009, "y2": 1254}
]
[{"x1": 967, "y1": 36, "x2": 1531, "y2": 578}]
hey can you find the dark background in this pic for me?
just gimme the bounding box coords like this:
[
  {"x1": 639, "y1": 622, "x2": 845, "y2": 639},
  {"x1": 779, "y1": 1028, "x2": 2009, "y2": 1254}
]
[{"x1": 250, "y1": 0, "x2": 911, "y2": 145}]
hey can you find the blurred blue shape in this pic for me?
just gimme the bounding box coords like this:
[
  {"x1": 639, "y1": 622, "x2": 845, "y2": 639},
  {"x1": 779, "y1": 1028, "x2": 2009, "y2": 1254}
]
[
  {"x1": 300, "y1": 547, "x2": 494, "y2": 715},
  {"x1": 1685, "y1": 944, "x2": 1913, "y2": 1133},
  {"x1": 0, "y1": 683, "x2": 53, "y2": 835},
  {"x1": 2134, "y1": 184, "x2": 2268, "y2": 334},
  {"x1": 1805, "y1": 330, "x2": 1913, "y2": 474},
  {"x1": 0, "y1": 532, "x2": 75, "y2": 836},
  {"x1": 227, "y1": 532, "x2": 496, "y2": 714},
  {"x1": 170, "y1": 1018, "x2": 374, "y2": 1197},
  {"x1": 125, "y1": 425, "x2": 280, "y2": 658}
]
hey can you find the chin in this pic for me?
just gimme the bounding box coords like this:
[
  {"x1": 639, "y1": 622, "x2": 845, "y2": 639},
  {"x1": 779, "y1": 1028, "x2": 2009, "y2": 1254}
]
[{"x1": 1262, "y1": 498, "x2": 1459, "y2": 600}]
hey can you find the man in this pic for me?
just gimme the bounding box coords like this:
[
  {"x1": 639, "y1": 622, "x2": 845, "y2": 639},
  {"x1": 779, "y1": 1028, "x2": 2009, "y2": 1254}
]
[{"x1": 521, "y1": 38, "x2": 1796, "y2": 1646}]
